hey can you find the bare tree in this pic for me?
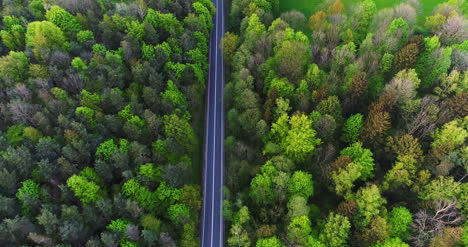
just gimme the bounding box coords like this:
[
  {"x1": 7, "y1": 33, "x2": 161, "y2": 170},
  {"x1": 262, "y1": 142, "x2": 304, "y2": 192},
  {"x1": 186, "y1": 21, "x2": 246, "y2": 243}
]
[
  {"x1": 411, "y1": 199, "x2": 466, "y2": 247},
  {"x1": 7, "y1": 100, "x2": 40, "y2": 125}
]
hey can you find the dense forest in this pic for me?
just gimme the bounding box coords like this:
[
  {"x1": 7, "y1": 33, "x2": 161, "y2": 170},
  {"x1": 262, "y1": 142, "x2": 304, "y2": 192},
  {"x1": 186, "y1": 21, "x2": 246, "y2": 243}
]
[
  {"x1": 222, "y1": 0, "x2": 467, "y2": 246},
  {"x1": 0, "y1": 0, "x2": 214, "y2": 246}
]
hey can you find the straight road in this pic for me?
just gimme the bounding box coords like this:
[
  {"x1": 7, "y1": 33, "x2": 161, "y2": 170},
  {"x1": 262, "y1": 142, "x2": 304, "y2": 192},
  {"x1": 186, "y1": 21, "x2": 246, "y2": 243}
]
[{"x1": 201, "y1": 0, "x2": 225, "y2": 246}]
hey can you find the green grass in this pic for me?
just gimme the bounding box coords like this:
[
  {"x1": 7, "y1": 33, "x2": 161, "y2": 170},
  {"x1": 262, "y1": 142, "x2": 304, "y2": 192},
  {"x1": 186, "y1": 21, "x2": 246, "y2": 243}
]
[{"x1": 279, "y1": 0, "x2": 447, "y2": 20}]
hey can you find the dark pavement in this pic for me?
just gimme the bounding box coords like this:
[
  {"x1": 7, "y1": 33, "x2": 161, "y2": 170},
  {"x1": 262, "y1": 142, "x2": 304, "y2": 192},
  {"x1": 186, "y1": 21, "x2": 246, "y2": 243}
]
[{"x1": 201, "y1": 0, "x2": 225, "y2": 246}]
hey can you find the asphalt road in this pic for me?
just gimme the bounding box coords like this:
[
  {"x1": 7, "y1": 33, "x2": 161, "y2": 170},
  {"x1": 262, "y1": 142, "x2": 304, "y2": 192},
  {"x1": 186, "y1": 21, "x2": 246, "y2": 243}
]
[{"x1": 201, "y1": 0, "x2": 225, "y2": 246}]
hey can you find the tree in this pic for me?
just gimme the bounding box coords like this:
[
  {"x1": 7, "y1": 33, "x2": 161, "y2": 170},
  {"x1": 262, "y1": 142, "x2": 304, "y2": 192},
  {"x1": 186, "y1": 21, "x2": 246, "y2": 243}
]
[
  {"x1": 287, "y1": 216, "x2": 312, "y2": 245},
  {"x1": 26, "y1": 21, "x2": 68, "y2": 59},
  {"x1": 341, "y1": 114, "x2": 364, "y2": 144},
  {"x1": 16, "y1": 179, "x2": 40, "y2": 214},
  {"x1": 394, "y1": 43, "x2": 419, "y2": 72},
  {"x1": 349, "y1": 0, "x2": 376, "y2": 43},
  {"x1": 0, "y1": 16, "x2": 26, "y2": 50},
  {"x1": 167, "y1": 204, "x2": 190, "y2": 224},
  {"x1": 250, "y1": 173, "x2": 274, "y2": 205},
  {"x1": 310, "y1": 11, "x2": 328, "y2": 33},
  {"x1": 354, "y1": 184, "x2": 386, "y2": 227},
  {"x1": 416, "y1": 36, "x2": 452, "y2": 89},
  {"x1": 161, "y1": 80, "x2": 188, "y2": 109},
  {"x1": 45, "y1": 5, "x2": 82, "y2": 34},
  {"x1": 328, "y1": 0, "x2": 344, "y2": 15},
  {"x1": 357, "y1": 216, "x2": 389, "y2": 246},
  {"x1": 275, "y1": 39, "x2": 310, "y2": 83},
  {"x1": 221, "y1": 32, "x2": 240, "y2": 65},
  {"x1": 163, "y1": 113, "x2": 197, "y2": 154},
  {"x1": 266, "y1": 113, "x2": 321, "y2": 162},
  {"x1": 66, "y1": 174, "x2": 102, "y2": 203},
  {"x1": 385, "y1": 135, "x2": 423, "y2": 161},
  {"x1": 387, "y1": 69, "x2": 421, "y2": 102},
  {"x1": 256, "y1": 236, "x2": 285, "y2": 247},
  {"x1": 96, "y1": 139, "x2": 129, "y2": 161},
  {"x1": 388, "y1": 207, "x2": 412, "y2": 240},
  {"x1": 77, "y1": 30, "x2": 94, "y2": 43},
  {"x1": 0, "y1": 51, "x2": 29, "y2": 82},
  {"x1": 431, "y1": 117, "x2": 467, "y2": 150},
  {"x1": 316, "y1": 96, "x2": 343, "y2": 125},
  {"x1": 340, "y1": 142, "x2": 375, "y2": 181},
  {"x1": 374, "y1": 238, "x2": 409, "y2": 247},
  {"x1": 288, "y1": 171, "x2": 314, "y2": 198},
  {"x1": 412, "y1": 200, "x2": 464, "y2": 247},
  {"x1": 320, "y1": 213, "x2": 351, "y2": 247},
  {"x1": 332, "y1": 162, "x2": 361, "y2": 197},
  {"x1": 227, "y1": 224, "x2": 251, "y2": 247},
  {"x1": 287, "y1": 196, "x2": 310, "y2": 219}
]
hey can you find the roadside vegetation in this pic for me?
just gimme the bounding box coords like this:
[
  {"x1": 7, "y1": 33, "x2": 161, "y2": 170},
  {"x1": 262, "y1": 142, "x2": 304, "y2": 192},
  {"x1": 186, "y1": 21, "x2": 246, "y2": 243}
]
[
  {"x1": 223, "y1": 0, "x2": 467, "y2": 246},
  {"x1": 0, "y1": 0, "x2": 214, "y2": 246}
]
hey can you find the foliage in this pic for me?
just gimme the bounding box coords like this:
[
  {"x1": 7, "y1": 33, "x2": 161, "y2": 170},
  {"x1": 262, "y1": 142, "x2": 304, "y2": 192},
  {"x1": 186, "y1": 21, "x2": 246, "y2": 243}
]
[
  {"x1": 341, "y1": 114, "x2": 364, "y2": 143},
  {"x1": 340, "y1": 142, "x2": 375, "y2": 181},
  {"x1": 320, "y1": 213, "x2": 351, "y2": 247},
  {"x1": 66, "y1": 175, "x2": 101, "y2": 203},
  {"x1": 355, "y1": 184, "x2": 386, "y2": 227},
  {"x1": 256, "y1": 236, "x2": 285, "y2": 247},
  {"x1": 388, "y1": 207, "x2": 412, "y2": 239},
  {"x1": 26, "y1": 21, "x2": 68, "y2": 59},
  {"x1": 45, "y1": 5, "x2": 82, "y2": 34},
  {"x1": 266, "y1": 113, "x2": 321, "y2": 162},
  {"x1": 288, "y1": 171, "x2": 314, "y2": 198},
  {"x1": 0, "y1": 51, "x2": 29, "y2": 81}
]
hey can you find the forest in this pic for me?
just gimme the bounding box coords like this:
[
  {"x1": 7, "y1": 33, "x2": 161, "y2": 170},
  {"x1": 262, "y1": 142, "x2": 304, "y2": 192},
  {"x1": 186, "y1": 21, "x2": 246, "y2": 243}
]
[
  {"x1": 222, "y1": 0, "x2": 467, "y2": 246},
  {"x1": 0, "y1": 0, "x2": 214, "y2": 246}
]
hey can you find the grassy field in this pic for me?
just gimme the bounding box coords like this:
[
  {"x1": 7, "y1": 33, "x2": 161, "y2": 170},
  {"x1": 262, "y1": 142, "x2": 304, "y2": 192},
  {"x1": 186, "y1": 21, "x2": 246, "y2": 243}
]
[{"x1": 279, "y1": 0, "x2": 447, "y2": 20}]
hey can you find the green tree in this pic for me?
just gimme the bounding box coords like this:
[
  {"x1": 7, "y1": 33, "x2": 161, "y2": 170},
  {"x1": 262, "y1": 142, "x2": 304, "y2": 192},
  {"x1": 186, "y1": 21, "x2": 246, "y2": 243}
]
[
  {"x1": 288, "y1": 171, "x2": 314, "y2": 198},
  {"x1": 374, "y1": 237, "x2": 409, "y2": 247},
  {"x1": 16, "y1": 179, "x2": 40, "y2": 213},
  {"x1": 341, "y1": 114, "x2": 364, "y2": 144},
  {"x1": 316, "y1": 96, "x2": 343, "y2": 125},
  {"x1": 256, "y1": 236, "x2": 285, "y2": 247},
  {"x1": 0, "y1": 16, "x2": 26, "y2": 50},
  {"x1": 163, "y1": 113, "x2": 197, "y2": 154},
  {"x1": 227, "y1": 224, "x2": 251, "y2": 247},
  {"x1": 431, "y1": 117, "x2": 467, "y2": 150},
  {"x1": 349, "y1": 0, "x2": 376, "y2": 44},
  {"x1": 221, "y1": 32, "x2": 240, "y2": 65},
  {"x1": 161, "y1": 80, "x2": 188, "y2": 109},
  {"x1": 28, "y1": 0, "x2": 45, "y2": 20},
  {"x1": 416, "y1": 36, "x2": 452, "y2": 89},
  {"x1": 388, "y1": 207, "x2": 412, "y2": 239},
  {"x1": 340, "y1": 142, "x2": 375, "y2": 181},
  {"x1": 332, "y1": 163, "x2": 361, "y2": 198},
  {"x1": 266, "y1": 113, "x2": 321, "y2": 162},
  {"x1": 45, "y1": 5, "x2": 82, "y2": 34},
  {"x1": 320, "y1": 213, "x2": 351, "y2": 247},
  {"x1": 168, "y1": 203, "x2": 190, "y2": 224},
  {"x1": 96, "y1": 139, "x2": 128, "y2": 161},
  {"x1": 355, "y1": 184, "x2": 386, "y2": 227},
  {"x1": 26, "y1": 21, "x2": 68, "y2": 59},
  {"x1": 287, "y1": 216, "x2": 312, "y2": 245},
  {"x1": 0, "y1": 51, "x2": 29, "y2": 81},
  {"x1": 287, "y1": 195, "x2": 310, "y2": 219},
  {"x1": 250, "y1": 173, "x2": 274, "y2": 205},
  {"x1": 71, "y1": 57, "x2": 88, "y2": 71},
  {"x1": 144, "y1": 9, "x2": 183, "y2": 35},
  {"x1": 6, "y1": 124, "x2": 25, "y2": 146},
  {"x1": 76, "y1": 30, "x2": 94, "y2": 43},
  {"x1": 66, "y1": 175, "x2": 102, "y2": 203}
]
